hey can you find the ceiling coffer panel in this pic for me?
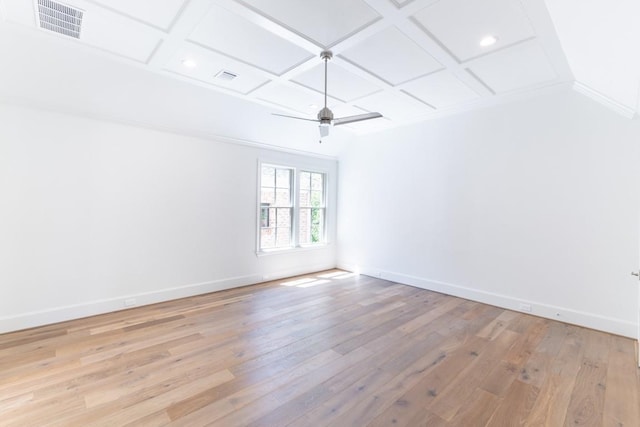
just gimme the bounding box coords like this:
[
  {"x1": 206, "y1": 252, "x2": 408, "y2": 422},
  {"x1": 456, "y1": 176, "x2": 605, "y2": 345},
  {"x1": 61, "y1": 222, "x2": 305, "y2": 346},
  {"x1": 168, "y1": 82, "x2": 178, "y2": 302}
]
[
  {"x1": 412, "y1": 0, "x2": 536, "y2": 62},
  {"x1": 234, "y1": 0, "x2": 381, "y2": 47},
  {"x1": 188, "y1": 4, "x2": 313, "y2": 75},
  {"x1": 340, "y1": 27, "x2": 442, "y2": 86},
  {"x1": 292, "y1": 63, "x2": 381, "y2": 102},
  {"x1": 401, "y1": 71, "x2": 480, "y2": 109},
  {"x1": 165, "y1": 43, "x2": 270, "y2": 95},
  {"x1": 37, "y1": 0, "x2": 83, "y2": 39}
]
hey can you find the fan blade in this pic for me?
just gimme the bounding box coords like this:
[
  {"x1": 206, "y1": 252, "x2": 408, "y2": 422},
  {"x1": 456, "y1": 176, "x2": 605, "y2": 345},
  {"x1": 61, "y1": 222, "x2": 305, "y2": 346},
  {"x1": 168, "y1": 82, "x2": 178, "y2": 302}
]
[
  {"x1": 272, "y1": 113, "x2": 320, "y2": 123},
  {"x1": 333, "y1": 112, "x2": 383, "y2": 126}
]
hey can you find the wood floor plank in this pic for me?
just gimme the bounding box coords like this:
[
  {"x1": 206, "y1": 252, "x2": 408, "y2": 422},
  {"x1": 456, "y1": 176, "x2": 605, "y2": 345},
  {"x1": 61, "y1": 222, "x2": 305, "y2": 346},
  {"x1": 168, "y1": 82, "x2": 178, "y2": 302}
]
[
  {"x1": 526, "y1": 324, "x2": 586, "y2": 426},
  {"x1": 246, "y1": 327, "x2": 446, "y2": 427},
  {"x1": 209, "y1": 347, "x2": 374, "y2": 427},
  {"x1": 167, "y1": 350, "x2": 342, "y2": 425},
  {"x1": 86, "y1": 369, "x2": 234, "y2": 427},
  {"x1": 447, "y1": 388, "x2": 501, "y2": 426},
  {"x1": 365, "y1": 335, "x2": 490, "y2": 427},
  {"x1": 603, "y1": 342, "x2": 640, "y2": 426},
  {"x1": 333, "y1": 335, "x2": 485, "y2": 426},
  {"x1": 476, "y1": 309, "x2": 520, "y2": 340},
  {"x1": 488, "y1": 379, "x2": 540, "y2": 426},
  {"x1": 285, "y1": 331, "x2": 450, "y2": 427},
  {"x1": 0, "y1": 270, "x2": 638, "y2": 427},
  {"x1": 428, "y1": 329, "x2": 520, "y2": 422},
  {"x1": 563, "y1": 358, "x2": 608, "y2": 426}
]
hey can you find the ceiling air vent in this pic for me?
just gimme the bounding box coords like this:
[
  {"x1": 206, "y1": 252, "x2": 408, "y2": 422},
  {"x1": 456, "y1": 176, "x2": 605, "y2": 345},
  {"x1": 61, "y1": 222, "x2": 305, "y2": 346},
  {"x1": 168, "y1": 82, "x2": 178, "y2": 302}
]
[
  {"x1": 215, "y1": 70, "x2": 238, "y2": 81},
  {"x1": 37, "y1": 0, "x2": 84, "y2": 39}
]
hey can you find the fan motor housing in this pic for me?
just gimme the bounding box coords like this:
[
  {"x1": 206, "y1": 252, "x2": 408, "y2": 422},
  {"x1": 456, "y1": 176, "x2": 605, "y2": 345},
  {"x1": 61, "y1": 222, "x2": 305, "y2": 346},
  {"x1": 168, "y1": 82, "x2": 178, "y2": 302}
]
[{"x1": 318, "y1": 107, "x2": 333, "y2": 124}]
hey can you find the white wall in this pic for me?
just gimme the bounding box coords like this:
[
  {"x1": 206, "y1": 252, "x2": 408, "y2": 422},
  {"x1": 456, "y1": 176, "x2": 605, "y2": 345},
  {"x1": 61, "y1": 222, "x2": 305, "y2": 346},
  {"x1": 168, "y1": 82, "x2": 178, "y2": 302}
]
[
  {"x1": 338, "y1": 89, "x2": 640, "y2": 337},
  {"x1": 0, "y1": 103, "x2": 338, "y2": 333}
]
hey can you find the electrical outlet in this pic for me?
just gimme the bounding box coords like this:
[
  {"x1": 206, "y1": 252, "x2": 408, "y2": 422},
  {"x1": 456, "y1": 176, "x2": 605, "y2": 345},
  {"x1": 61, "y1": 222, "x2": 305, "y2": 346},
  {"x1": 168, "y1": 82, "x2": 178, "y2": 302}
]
[
  {"x1": 124, "y1": 298, "x2": 137, "y2": 307},
  {"x1": 519, "y1": 303, "x2": 532, "y2": 313}
]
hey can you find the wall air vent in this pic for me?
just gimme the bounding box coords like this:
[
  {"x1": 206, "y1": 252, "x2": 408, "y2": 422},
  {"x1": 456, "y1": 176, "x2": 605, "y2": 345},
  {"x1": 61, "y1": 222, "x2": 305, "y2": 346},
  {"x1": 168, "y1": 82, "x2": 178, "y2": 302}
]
[
  {"x1": 37, "y1": 0, "x2": 84, "y2": 39},
  {"x1": 215, "y1": 70, "x2": 238, "y2": 81}
]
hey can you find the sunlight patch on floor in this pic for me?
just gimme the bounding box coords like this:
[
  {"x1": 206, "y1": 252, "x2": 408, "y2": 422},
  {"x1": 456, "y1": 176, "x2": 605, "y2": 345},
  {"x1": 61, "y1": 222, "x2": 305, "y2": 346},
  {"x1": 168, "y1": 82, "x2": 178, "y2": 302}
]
[
  {"x1": 278, "y1": 271, "x2": 358, "y2": 288},
  {"x1": 297, "y1": 279, "x2": 331, "y2": 288},
  {"x1": 316, "y1": 272, "x2": 343, "y2": 279},
  {"x1": 280, "y1": 278, "x2": 317, "y2": 287}
]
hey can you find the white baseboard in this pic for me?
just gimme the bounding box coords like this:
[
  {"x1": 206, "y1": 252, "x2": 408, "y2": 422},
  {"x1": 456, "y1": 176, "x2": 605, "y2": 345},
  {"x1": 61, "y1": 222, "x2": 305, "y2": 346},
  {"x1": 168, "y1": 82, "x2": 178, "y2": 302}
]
[
  {"x1": 0, "y1": 263, "x2": 335, "y2": 335},
  {"x1": 340, "y1": 265, "x2": 636, "y2": 339}
]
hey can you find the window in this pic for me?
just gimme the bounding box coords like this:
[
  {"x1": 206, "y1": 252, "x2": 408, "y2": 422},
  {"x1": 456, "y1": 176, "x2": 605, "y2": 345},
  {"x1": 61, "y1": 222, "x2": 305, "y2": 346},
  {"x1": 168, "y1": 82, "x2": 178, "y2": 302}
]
[
  {"x1": 299, "y1": 171, "x2": 325, "y2": 245},
  {"x1": 260, "y1": 165, "x2": 293, "y2": 250},
  {"x1": 258, "y1": 164, "x2": 327, "y2": 252}
]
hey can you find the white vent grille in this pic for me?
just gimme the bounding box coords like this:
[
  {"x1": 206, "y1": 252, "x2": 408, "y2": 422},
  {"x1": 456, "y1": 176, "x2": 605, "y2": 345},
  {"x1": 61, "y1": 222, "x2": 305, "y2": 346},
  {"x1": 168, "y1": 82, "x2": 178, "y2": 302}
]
[
  {"x1": 215, "y1": 70, "x2": 238, "y2": 81},
  {"x1": 37, "y1": 0, "x2": 83, "y2": 39}
]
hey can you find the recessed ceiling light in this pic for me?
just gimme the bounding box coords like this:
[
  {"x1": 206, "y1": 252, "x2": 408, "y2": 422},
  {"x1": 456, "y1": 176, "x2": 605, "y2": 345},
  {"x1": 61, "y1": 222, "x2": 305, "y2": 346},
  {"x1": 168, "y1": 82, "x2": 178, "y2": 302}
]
[
  {"x1": 181, "y1": 59, "x2": 197, "y2": 68},
  {"x1": 479, "y1": 35, "x2": 498, "y2": 47},
  {"x1": 309, "y1": 104, "x2": 318, "y2": 110}
]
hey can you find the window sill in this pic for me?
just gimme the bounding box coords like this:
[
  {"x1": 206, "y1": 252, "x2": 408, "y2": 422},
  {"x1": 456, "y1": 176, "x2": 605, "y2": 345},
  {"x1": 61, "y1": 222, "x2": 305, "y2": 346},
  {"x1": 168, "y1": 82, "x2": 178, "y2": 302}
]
[{"x1": 256, "y1": 243, "x2": 331, "y2": 257}]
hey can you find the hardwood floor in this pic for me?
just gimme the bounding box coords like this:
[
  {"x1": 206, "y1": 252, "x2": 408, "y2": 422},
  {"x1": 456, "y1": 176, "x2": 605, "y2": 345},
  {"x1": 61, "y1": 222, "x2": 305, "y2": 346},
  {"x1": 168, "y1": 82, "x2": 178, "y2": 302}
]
[{"x1": 1, "y1": 270, "x2": 638, "y2": 426}]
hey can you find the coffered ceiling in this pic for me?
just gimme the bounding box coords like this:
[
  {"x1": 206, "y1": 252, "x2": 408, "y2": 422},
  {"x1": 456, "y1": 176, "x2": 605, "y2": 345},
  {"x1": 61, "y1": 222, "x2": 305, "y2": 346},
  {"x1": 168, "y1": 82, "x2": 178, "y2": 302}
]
[{"x1": 0, "y1": 0, "x2": 636, "y2": 143}]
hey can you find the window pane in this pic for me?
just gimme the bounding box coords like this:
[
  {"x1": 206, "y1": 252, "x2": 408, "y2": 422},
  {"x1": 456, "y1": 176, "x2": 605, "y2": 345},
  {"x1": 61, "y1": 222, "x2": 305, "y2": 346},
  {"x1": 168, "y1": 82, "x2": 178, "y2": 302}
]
[
  {"x1": 260, "y1": 206, "x2": 270, "y2": 227},
  {"x1": 299, "y1": 208, "x2": 311, "y2": 245},
  {"x1": 311, "y1": 190, "x2": 322, "y2": 207},
  {"x1": 311, "y1": 208, "x2": 324, "y2": 243},
  {"x1": 276, "y1": 168, "x2": 290, "y2": 188},
  {"x1": 276, "y1": 208, "x2": 291, "y2": 228},
  {"x1": 298, "y1": 171, "x2": 325, "y2": 245},
  {"x1": 261, "y1": 166, "x2": 275, "y2": 188},
  {"x1": 311, "y1": 173, "x2": 323, "y2": 191},
  {"x1": 261, "y1": 228, "x2": 275, "y2": 249},
  {"x1": 261, "y1": 188, "x2": 275, "y2": 204},
  {"x1": 300, "y1": 189, "x2": 310, "y2": 207},
  {"x1": 276, "y1": 228, "x2": 291, "y2": 247},
  {"x1": 300, "y1": 172, "x2": 311, "y2": 190},
  {"x1": 269, "y1": 208, "x2": 276, "y2": 224},
  {"x1": 275, "y1": 188, "x2": 290, "y2": 206}
]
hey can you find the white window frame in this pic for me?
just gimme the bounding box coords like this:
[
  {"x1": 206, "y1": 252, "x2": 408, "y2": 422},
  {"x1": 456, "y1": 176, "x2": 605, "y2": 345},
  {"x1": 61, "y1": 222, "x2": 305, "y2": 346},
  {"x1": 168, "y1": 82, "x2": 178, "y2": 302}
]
[
  {"x1": 298, "y1": 169, "x2": 327, "y2": 247},
  {"x1": 257, "y1": 161, "x2": 329, "y2": 255},
  {"x1": 257, "y1": 163, "x2": 295, "y2": 252}
]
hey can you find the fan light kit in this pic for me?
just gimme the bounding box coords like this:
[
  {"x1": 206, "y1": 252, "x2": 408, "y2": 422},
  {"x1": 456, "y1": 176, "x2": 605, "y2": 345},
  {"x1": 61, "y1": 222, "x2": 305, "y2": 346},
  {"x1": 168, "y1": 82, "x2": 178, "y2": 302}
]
[{"x1": 273, "y1": 50, "x2": 383, "y2": 140}]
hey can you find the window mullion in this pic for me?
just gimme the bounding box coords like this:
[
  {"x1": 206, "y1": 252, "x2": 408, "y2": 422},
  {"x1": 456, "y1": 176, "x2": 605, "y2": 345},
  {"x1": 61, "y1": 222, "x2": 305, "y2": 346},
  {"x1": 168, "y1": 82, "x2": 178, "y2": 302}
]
[{"x1": 292, "y1": 167, "x2": 298, "y2": 248}]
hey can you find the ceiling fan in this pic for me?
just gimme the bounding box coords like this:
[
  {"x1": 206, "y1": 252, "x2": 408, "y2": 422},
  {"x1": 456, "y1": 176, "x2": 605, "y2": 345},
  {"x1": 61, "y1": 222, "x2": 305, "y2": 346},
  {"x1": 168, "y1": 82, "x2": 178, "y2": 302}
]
[{"x1": 273, "y1": 50, "x2": 383, "y2": 138}]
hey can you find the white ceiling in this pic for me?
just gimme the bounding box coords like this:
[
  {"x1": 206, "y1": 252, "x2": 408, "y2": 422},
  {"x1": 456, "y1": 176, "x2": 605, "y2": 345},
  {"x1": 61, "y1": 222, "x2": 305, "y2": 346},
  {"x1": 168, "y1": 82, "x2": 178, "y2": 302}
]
[{"x1": 0, "y1": 0, "x2": 637, "y2": 153}]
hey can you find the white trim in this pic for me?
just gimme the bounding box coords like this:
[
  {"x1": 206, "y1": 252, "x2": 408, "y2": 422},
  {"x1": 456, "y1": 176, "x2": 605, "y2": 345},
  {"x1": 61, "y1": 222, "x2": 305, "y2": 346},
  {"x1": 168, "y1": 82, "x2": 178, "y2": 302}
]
[
  {"x1": 572, "y1": 81, "x2": 637, "y2": 119},
  {"x1": 337, "y1": 265, "x2": 637, "y2": 338},
  {"x1": 256, "y1": 243, "x2": 332, "y2": 257},
  {"x1": 0, "y1": 263, "x2": 336, "y2": 334},
  {"x1": 257, "y1": 162, "x2": 296, "y2": 252},
  {"x1": 259, "y1": 263, "x2": 337, "y2": 283}
]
